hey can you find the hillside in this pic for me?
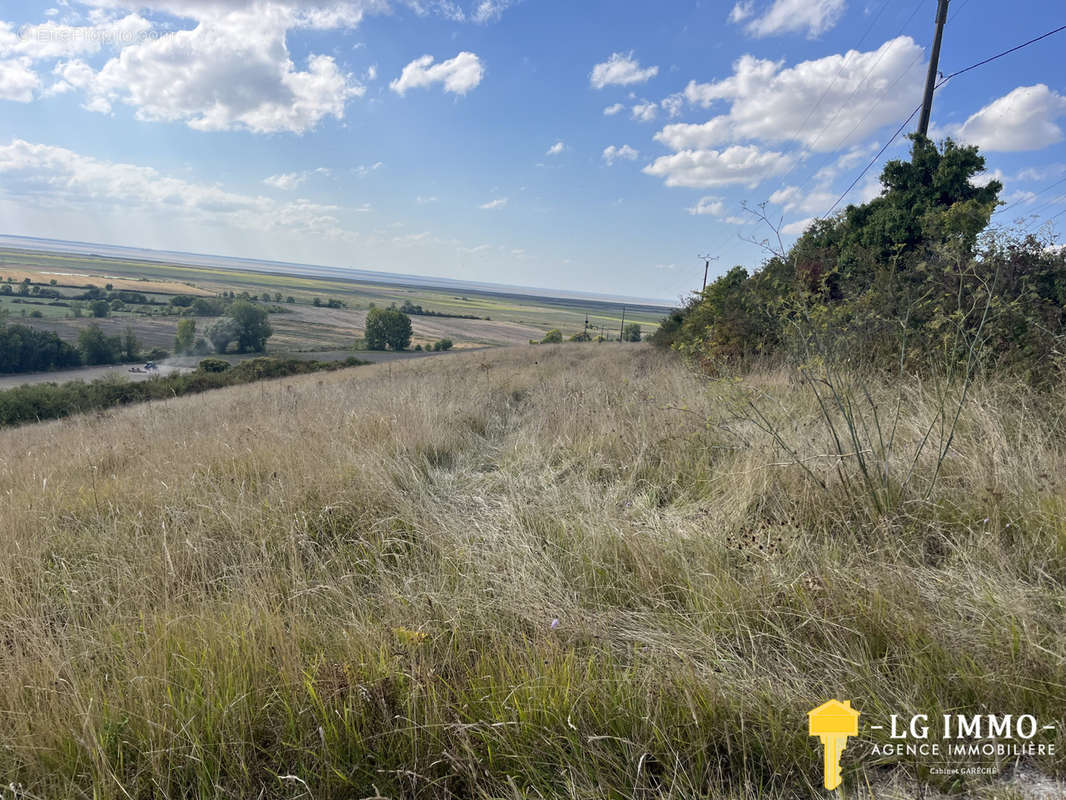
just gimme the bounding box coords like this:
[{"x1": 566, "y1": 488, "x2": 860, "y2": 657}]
[{"x1": 0, "y1": 344, "x2": 1063, "y2": 798}]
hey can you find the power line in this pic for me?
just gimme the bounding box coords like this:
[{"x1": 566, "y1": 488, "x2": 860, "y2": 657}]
[
  {"x1": 820, "y1": 22, "x2": 1066, "y2": 219},
  {"x1": 688, "y1": 0, "x2": 916, "y2": 277},
  {"x1": 993, "y1": 174, "x2": 1066, "y2": 217}
]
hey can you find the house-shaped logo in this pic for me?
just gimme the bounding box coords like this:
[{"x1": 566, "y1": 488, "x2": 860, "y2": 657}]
[{"x1": 809, "y1": 700, "x2": 860, "y2": 791}]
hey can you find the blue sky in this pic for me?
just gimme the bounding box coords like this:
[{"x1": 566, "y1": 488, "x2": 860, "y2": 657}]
[{"x1": 0, "y1": 0, "x2": 1063, "y2": 302}]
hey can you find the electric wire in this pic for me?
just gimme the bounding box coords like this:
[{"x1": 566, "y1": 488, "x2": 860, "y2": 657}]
[{"x1": 820, "y1": 22, "x2": 1066, "y2": 219}]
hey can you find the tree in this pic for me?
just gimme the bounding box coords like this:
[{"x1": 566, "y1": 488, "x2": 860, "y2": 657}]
[
  {"x1": 432, "y1": 338, "x2": 453, "y2": 351},
  {"x1": 78, "y1": 324, "x2": 122, "y2": 365},
  {"x1": 206, "y1": 317, "x2": 240, "y2": 354},
  {"x1": 227, "y1": 300, "x2": 273, "y2": 353},
  {"x1": 541, "y1": 329, "x2": 563, "y2": 344},
  {"x1": 364, "y1": 308, "x2": 412, "y2": 351},
  {"x1": 175, "y1": 318, "x2": 196, "y2": 354},
  {"x1": 122, "y1": 326, "x2": 141, "y2": 361},
  {"x1": 622, "y1": 323, "x2": 642, "y2": 342},
  {"x1": 90, "y1": 300, "x2": 110, "y2": 318}
]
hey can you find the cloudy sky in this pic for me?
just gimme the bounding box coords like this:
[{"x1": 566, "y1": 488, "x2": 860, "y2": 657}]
[{"x1": 0, "y1": 0, "x2": 1063, "y2": 301}]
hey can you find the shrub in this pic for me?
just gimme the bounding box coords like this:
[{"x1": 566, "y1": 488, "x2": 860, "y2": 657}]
[
  {"x1": 541, "y1": 329, "x2": 563, "y2": 344},
  {"x1": 198, "y1": 358, "x2": 231, "y2": 373}
]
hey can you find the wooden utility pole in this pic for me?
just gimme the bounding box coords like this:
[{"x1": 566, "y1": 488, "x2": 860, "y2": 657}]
[
  {"x1": 917, "y1": 0, "x2": 951, "y2": 137},
  {"x1": 619, "y1": 305, "x2": 626, "y2": 341},
  {"x1": 698, "y1": 254, "x2": 719, "y2": 292}
]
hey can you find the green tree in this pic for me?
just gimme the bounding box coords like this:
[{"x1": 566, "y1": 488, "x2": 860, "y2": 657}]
[
  {"x1": 175, "y1": 318, "x2": 196, "y2": 354},
  {"x1": 227, "y1": 300, "x2": 273, "y2": 353},
  {"x1": 364, "y1": 308, "x2": 412, "y2": 351},
  {"x1": 622, "y1": 323, "x2": 642, "y2": 342},
  {"x1": 78, "y1": 324, "x2": 122, "y2": 365},
  {"x1": 206, "y1": 318, "x2": 240, "y2": 354},
  {"x1": 90, "y1": 300, "x2": 110, "y2": 318},
  {"x1": 122, "y1": 326, "x2": 141, "y2": 361}
]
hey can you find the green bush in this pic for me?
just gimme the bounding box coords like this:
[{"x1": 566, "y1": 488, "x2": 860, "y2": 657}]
[
  {"x1": 541, "y1": 329, "x2": 563, "y2": 344},
  {"x1": 653, "y1": 136, "x2": 1066, "y2": 379},
  {"x1": 198, "y1": 358, "x2": 230, "y2": 373},
  {"x1": 0, "y1": 356, "x2": 369, "y2": 428}
]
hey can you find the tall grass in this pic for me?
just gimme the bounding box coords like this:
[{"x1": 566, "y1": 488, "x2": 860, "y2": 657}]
[{"x1": 0, "y1": 344, "x2": 1062, "y2": 798}]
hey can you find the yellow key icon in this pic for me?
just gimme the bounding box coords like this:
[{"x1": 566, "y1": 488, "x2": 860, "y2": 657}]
[{"x1": 808, "y1": 700, "x2": 860, "y2": 791}]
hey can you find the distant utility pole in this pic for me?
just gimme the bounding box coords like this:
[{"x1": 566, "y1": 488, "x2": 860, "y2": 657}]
[
  {"x1": 917, "y1": 0, "x2": 951, "y2": 137},
  {"x1": 619, "y1": 305, "x2": 626, "y2": 341},
  {"x1": 698, "y1": 254, "x2": 719, "y2": 292}
]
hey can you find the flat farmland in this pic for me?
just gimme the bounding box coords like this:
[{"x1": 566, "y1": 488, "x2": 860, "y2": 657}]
[{"x1": 0, "y1": 246, "x2": 670, "y2": 360}]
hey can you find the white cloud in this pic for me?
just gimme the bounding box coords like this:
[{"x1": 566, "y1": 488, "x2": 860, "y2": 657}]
[
  {"x1": 416, "y1": 194, "x2": 438, "y2": 204},
  {"x1": 782, "y1": 216, "x2": 815, "y2": 235},
  {"x1": 55, "y1": 6, "x2": 367, "y2": 134},
  {"x1": 590, "y1": 51, "x2": 658, "y2": 89},
  {"x1": 969, "y1": 168, "x2": 1005, "y2": 189},
  {"x1": 77, "y1": 1, "x2": 386, "y2": 29},
  {"x1": 631, "y1": 101, "x2": 657, "y2": 123},
  {"x1": 1002, "y1": 189, "x2": 1036, "y2": 206},
  {"x1": 264, "y1": 168, "x2": 330, "y2": 189},
  {"x1": 728, "y1": 1, "x2": 754, "y2": 23},
  {"x1": 603, "y1": 102, "x2": 624, "y2": 115},
  {"x1": 643, "y1": 144, "x2": 793, "y2": 188},
  {"x1": 0, "y1": 58, "x2": 40, "y2": 102},
  {"x1": 471, "y1": 0, "x2": 515, "y2": 23},
  {"x1": 353, "y1": 161, "x2": 383, "y2": 176},
  {"x1": 687, "y1": 196, "x2": 726, "y2": 216},
  {"x1": 672, "y1": 36, "x2": 924, "y2": 152},
  {"x1": 1, "y1": 16, "x2": 153, "y2": 61},
  {"x1": 769, "y1": 184, "x2": 836, "y2": 214},
  {"x1": 1015, "y1": 164, "x2": 1066, "y2": 182},
  {"x1": 739, "y1": 0, "x2": 847, "y2": 38},
  {"x1": 953, "y1": 85, "x2": 1066, "y2": 152},
  {"x1": 0, "y1": 138, "x2": 349, "y2": 236},
  {"x1": 546, "y1": 140, "x2": 565, "y2": 156},
  {"x1": 661, "y1": 93, "x2": 683, "y2": 119},
  {"x1": 479, "y1": 197, "x2": 507, "y2": 209},
  {"x1": 602, "y1": 144, "x2": 639, "y2": 165},
  {"x1": 390, "y1": 51, "x2": 483, "y2": 95}
]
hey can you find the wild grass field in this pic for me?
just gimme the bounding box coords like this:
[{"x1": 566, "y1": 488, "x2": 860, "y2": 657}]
[{"x1": 0, "y1": 343, "x2": 1062, "y2": 799}]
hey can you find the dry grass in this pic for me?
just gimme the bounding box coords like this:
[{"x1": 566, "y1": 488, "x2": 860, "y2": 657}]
[{"x1": 0, "y1": 344, "x2": 1062, "y2": 799}]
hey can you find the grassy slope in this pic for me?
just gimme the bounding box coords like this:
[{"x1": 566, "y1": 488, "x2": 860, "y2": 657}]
[{"x1": 0, "y1": 345, "x2": 1063, "y2": 798}]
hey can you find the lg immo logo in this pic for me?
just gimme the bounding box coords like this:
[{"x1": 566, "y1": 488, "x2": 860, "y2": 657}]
[{"x1": 808, "y1": 700, "x2": 1058, "y2": 792}]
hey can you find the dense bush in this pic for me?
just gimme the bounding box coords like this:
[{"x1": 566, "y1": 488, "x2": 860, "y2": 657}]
[
  {"x1": 0, "y1": 324, "x2": 82, "y2": 373},
  {"x1": 654, "y1": 136, "x2": 1066, "y2": 381},
  {"x1": 0, "y1": 356, "x2": 368, "y2": 428},
  {"x1": 541, "y1": 329, "x2": 563, "y2": 344}
]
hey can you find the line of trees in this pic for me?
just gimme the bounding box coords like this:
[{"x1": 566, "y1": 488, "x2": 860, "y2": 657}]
[{"x1": 0, "y1": 321, "x2": 148, "y2": 374}]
